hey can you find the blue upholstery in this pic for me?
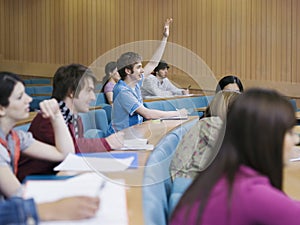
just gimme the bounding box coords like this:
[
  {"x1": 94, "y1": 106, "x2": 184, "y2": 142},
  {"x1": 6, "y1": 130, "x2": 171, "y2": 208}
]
[
  {"x1": 144, "y1": 95, "x2": 213, "y2": 118},
  {"x1": 30, "y1": 96, "x2": 51, "y2": 111},
  {"x1": 25, "y1": 87, "x2": 36, "y2": 95},
  {"x1": 23, "y1": 78, "x2": 51, "y2": 85},
  {"x1": 30, "y1": 78, "x2": 51, "y2": 84},
  {"x1": 289, "y1": 99, "x2": 298, "y2": 111},
  {"x1": 79, "y1": 109, "x2": 109, "y2": 138},
  {"x1": 143, "y1": 101, "x2": 165, "y2": 111},
  {"x1": 25, "y1": 86, "x2": 53, "y2": 96},
  {"x1": 142, "y1": 119, "x2": 197, "y2": 225},
  {"x1": 168, "y1": 177, "x2": 193, "y2": 216},
  {"x1": 90, "y1": 93, "x2": 110, "y2": 108},
  {"x1": 33, "y1": 86, "x2": 53, "y2": 95},
  {"x1": 102, "y1": 105, "x2": 112, "y2": 124}
]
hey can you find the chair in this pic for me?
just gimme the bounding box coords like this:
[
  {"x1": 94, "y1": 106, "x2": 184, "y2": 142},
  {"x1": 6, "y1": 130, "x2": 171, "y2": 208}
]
[
  {"x1": 33, "y1": 86, "x2": 53, "y2": 95},
  {"x1": 79, "y1": 109, "x2": 109, "y2": 138},
  {"x1": 102, "y1": 105, "x2": 112, "y2": 124},
  {"x1": 30, "y1": 96, "x2": 51, "y2": 111},
  {"x1": 30, "y1": 78, "x2": 51, "y2": 85},
  {"x1": 142, "y1": 119, "x2": 197, "y2": 225},
  {"x1": 168, "y1": 177, "x2": 193, "y2": 215}
]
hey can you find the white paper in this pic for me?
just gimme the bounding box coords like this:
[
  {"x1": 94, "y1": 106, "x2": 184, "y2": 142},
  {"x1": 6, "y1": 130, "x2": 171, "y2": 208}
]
[
  {"x1": 113, "y1": 139, "x2": 154, "y2": 150},
  {"x1": 24, "y1": 173, "x2": 128, "y2": 225},
  {"x1": 54, "y1": 153, "x2": 134, "y2": 172}
]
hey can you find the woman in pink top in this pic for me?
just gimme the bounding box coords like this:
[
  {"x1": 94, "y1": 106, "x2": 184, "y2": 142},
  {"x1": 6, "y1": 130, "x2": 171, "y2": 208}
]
[
  {"x1": 101, "y1": 61, "x2": 120, "y2": 105},
  {"x1": 170, "y1": 88, "x2": 300, "y2": 225}
]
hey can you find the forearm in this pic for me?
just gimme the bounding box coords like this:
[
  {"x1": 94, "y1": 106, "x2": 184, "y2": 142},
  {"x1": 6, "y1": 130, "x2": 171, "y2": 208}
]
[
  {"x1": 143, "y1": 109, "x2": 182, "y2": 120},
  {"x1": 51, "y1": 113, "x2": 75, "y2": 155},
  {"x1": 143, "y1": 36, "x2": 168, "y2": 76}
]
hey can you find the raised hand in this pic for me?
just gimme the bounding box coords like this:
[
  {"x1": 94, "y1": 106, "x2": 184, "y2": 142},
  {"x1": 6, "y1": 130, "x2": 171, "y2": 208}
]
[{"x1": 163, "y1": 18, "x2": 173, "y2": 38}]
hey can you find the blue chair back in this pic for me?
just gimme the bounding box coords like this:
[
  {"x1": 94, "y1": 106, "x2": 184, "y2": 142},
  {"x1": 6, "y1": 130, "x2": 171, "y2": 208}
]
[
  {"x1": 142, "y1": 119, "x2": 197, "y2": 225},
  {"x1": 79, "y1": 109, "x2": 109, "y2": 138}
]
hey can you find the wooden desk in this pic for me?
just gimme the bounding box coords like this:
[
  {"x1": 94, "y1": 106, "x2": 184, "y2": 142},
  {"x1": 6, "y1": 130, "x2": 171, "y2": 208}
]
[
  {"x1": 296, "y1": 111, "x2": 300, "y2": 120},
  {"x1": 284, "y1": 160, "x2": 300, "y2": 200},
  {"x1": 143, "y1": 94, "x2": 203, "y2": 102},
  {"x1": 100, "y1": 116, "x2": 198, "y2": 225}
]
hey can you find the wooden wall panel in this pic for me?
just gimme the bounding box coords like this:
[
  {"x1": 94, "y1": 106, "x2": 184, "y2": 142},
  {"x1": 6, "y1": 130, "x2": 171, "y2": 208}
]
[{"x1": 0, "y1": 0, "x2": 299, "y2": 97}]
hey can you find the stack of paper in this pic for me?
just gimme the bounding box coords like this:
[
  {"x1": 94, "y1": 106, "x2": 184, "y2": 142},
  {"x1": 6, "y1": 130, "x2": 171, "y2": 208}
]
[
  {"x1": 24, "y1": 173, "x2": 128, "y2": 225},
  {"x1": 54, "y1": 153, "x2": 134, "y2": 172}
]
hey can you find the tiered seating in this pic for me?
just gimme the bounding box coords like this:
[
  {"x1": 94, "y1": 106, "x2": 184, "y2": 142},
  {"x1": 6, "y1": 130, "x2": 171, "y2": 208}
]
[
  {"x1": 23, "y1": 78, "x2": 51, "y2": 85},
  {"x1": 89, "y1": 93, "x2": 110, "y2": 109},
  {"x1": 142, "y1": 119, "x2": 197, "y2": 225},
  {"x1": 144, "y1": 95, "x2": 214, "y2": 118}
]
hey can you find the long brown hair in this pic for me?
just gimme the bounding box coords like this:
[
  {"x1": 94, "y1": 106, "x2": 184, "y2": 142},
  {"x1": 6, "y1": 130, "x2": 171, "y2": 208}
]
[{"x1": 171, "y1": 88, "x2": 296, "y2": 224}]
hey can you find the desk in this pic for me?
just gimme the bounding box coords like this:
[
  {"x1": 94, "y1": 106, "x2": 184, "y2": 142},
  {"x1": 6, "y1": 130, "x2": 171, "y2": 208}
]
[
  {"x1": 143, "y1": 94, "x2": 203, "y2": 102},
  {"x1": 63, "y1": 116, "x2": 198, "y2": 225},
  {"x1": 284, "y1": 157, "x2": 300, "y2": 200},
  {"x1": 106, "y1": 116, "x2": 198, "y2": 225},
  {"x1": 296, "y1": 111, "x2": 300, "y2": 120}
]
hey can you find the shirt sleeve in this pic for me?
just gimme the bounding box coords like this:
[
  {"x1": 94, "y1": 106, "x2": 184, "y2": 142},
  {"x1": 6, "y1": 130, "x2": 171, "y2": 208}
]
[
  {"x1": 142, "y1": 76, "x2": 173, "y2": 97},
  {"x1": 16, "y1": 130, "x2": 35, "y2": 152},
  {"x1": 164, "y1": 78, "x2": 184, "y2": 95},
  {"x1": 0, "y1": 197, "x2": 39, "y2": 225},
  {"x1": 104, "y1": 82, "x2": 115, "y2": 93}
]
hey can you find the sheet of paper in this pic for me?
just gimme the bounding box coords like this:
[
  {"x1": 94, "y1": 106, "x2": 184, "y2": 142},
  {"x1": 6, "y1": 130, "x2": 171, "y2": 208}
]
[
  {"x1": 24, "y1": 173, "x2": 128, "y2": 225},
  {"x1": 54, "y1": 153, "x2": 134, "y2": 172},
  {"x1": 113, "y1": 138, "x2": 154, "y2": 150}
]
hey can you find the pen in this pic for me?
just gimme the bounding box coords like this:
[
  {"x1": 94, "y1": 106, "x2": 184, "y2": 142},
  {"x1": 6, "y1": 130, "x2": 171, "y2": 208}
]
[{"x1": 96, "y1": 180, "x2": 106, "y2": 196}]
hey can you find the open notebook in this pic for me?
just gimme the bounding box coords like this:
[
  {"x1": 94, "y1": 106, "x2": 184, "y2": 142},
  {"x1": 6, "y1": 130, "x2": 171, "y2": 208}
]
[{"x1": 24, "y1": 173, "x2": 128, "y2": 225}]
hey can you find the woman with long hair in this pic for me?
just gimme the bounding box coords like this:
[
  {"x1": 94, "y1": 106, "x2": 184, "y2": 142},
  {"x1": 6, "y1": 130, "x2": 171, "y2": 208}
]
[{"x1": 170, "y1": 88, "x2": 300, "y2": 225}]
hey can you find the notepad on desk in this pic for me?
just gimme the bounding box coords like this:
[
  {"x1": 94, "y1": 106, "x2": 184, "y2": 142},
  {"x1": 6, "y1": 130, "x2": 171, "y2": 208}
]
[
  {"x1": 54, "y1": 153, "x2": 134, "y2": 172},
  {"x1": 24, "y1": 173, "x2": 128, "y2": 225}
]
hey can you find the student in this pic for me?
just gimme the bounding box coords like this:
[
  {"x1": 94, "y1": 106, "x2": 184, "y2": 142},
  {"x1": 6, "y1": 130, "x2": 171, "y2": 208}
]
[
  {"x1": 215, "y1": 75, "x2": 244, "y2": 93},
  {"x1": 0, "y1": 72, "x2": 99, "y2": 222},
  {"x1": 18, "y1": 64, "x2": 124, "y2": 181},
  {"x1": 108, "y1": 52, "x2": 188, "y2": 134},
  {"x1": 170, "y1": 91, "x2": 240, "y2": 179},
  {"x1": 170, "y1": 88, "x2": 300, "y2": 225},
  {"x1": 101, "y1": 61, "x2": 120, "y2": 105},
  {"x1": 141, "y1": 60, "x2": 189, "y2": 97}
]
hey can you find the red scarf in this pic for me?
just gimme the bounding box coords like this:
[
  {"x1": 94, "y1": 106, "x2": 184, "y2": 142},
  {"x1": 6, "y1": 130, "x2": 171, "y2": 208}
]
[{"x1": 0, "y1": 130, "x2": 20, "y2": 175}]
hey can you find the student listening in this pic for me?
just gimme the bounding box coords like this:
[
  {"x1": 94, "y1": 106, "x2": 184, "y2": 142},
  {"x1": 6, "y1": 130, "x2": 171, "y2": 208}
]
[
  {"x1": 141, "y1": 60, "x2": 189, "y2": 97},
  {"x1": 170, "y1": 88, "x2": 300, "y2": 225},
  {"x1": 101, "y1": 61, "x2": 120, "y2": 105},
  {"x1": 107, "y1": 18, "x2": 189, "y2": 134},
  {"x1": 0, "y1": 72, "x2": 99, "y2": 223},
  {"x1": 18, "y1": 64, "x2": 124, "y2": 181}
]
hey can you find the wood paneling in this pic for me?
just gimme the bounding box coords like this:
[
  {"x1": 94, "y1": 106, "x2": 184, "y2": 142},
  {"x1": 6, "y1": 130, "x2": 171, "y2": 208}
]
[{"x1": 0, "y1": 0, "x2": 299, "y2": 98}]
